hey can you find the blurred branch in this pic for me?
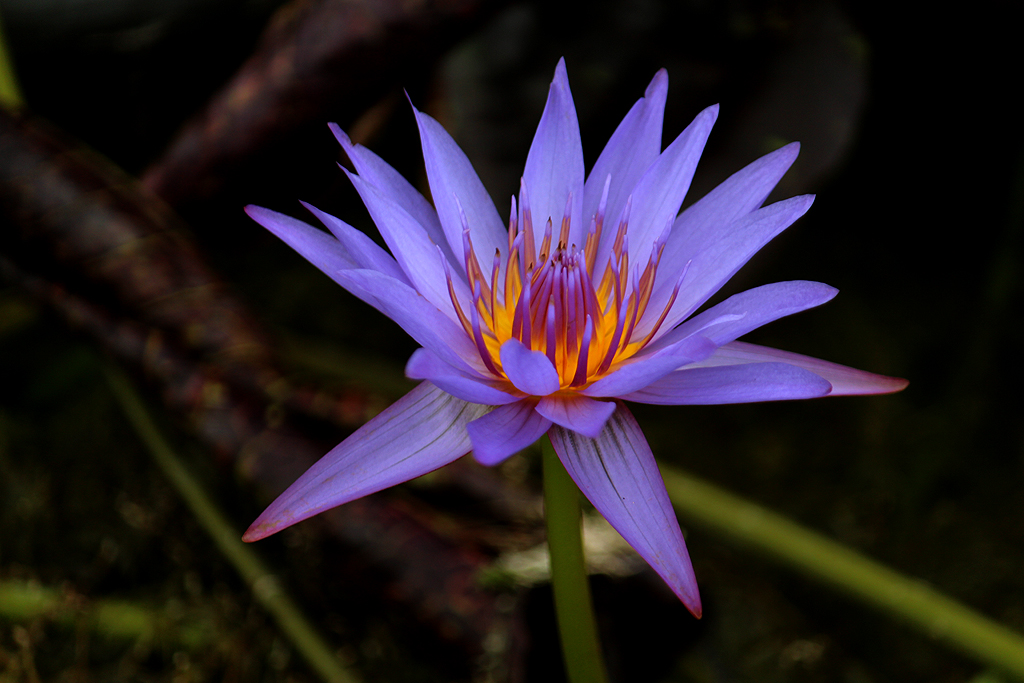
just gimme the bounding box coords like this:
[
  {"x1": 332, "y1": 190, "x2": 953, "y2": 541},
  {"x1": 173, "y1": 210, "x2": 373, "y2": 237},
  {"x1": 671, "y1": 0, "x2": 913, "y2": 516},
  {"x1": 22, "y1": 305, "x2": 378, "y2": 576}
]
[
  {"x1": 0, "y1": 110, "x2": 515, "y2": 662},
  {"x1": 142, "y1": 0, "x2": 506, "y2": 204},
  {"x1": 0, "y1": 107, "x2": 382, "y2": 427}
]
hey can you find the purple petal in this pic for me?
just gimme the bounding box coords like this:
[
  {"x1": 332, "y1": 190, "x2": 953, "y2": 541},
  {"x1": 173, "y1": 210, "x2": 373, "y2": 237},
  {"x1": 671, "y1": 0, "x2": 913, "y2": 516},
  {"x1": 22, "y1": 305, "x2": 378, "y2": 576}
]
[
  {"x1": 652, "y1": 142, "x2": 800, "y2": 291},
  {"x1": 600, "y1": 105, "x2": 718, "y2": 274},
  {"x1": 674, "y1": 141, "x2": 800, "y2": 246},
  {"x1": 522, "y1": 58, "x2": 585, "y2": 253},
  {"x1": 549, "y1": 405, "x2": 701, "y2": 616},
  {"x1": 336, "y1": 269, "x2": 482, "y2": 375},
  {"x1": 406, "y1": 348, "x2": 519, "y2": 405},
  {"x1": 346, "y1": 170, "x2": 471, "y2": 318},
  {"x1": 499, "y1": 338, "x2": 561, "y2": 396},
  {"x1": 301, "y1": 202, "x2": 409, "y2": 284},
  {"x1": 467, "y1": 400, "x2": 551, "y2": 466},
  {"x1": 694, "y1": 341, "x2": 909, "y2": 395},
  {"x1": 584, "y1": 69, "x2": 668, "y2": 243},
  {"x1": 413, "y1": 107, "x2": 506, "y2": 274},
  {"x1": 623, "y1": 362, "x2": 832, "y2": 404},
  {"x1": 243, "y1": 383, "x2": 488, "y2": 541},
  {"x1": 536, "y1": 395, "x2": 616, "y2": 437},
  {"x1": 330, "y1": 123, "x2": 458, "y2": 267},
  {"x1": 642, "y1": 195, "x2": 815, "y2": 341},
  {"x1": 651, "y1": 281, "x2": 838, "y2": 352},
  {"x1": 245, "y1": 205, "x2": 358, "y2": 285},
  {"x1": 581, "y1": 335, "x2": 717, "y2": 398}
]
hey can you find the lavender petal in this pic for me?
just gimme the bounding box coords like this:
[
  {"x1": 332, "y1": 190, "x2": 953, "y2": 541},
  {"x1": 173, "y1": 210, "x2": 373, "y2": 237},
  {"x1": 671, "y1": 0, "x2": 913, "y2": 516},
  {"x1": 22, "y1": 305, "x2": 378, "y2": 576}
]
[
  {"x1": 243, "y1": 383, "x2": 488, "y2": 540},
  {"x1": 624, "y1": 362, "x2": 832, "y2": 404},
  {"x1": 330, "y1": 123, "x2": 458, "y2": 267},
  {"x1": 499, "y1": 338, "x2": 561, "y2": 396},
  {"x1": 694, "y1": 341, "x2": 909, "y2": 395},
  {"x1": 549, "y1": 404, "x2": 702, "y2": 616},
  {"x1": 583, "y1": 69, "x2": 668, "y2": 240},
  {"x1": 522, "y1": 58, "x2": 586, "y2": 252},
  {"x1": 536, "y1": 395, "x2": 616, "y2": 437},
  {"x1": 406, "y1": 348, "x2": 520, "y2": 405},
  {"x1": 467, "y1": 400, "x2": 552, "y2": 465},
  {"x1": 413, "y1": 106, "x2": 506, "y2": 274}
]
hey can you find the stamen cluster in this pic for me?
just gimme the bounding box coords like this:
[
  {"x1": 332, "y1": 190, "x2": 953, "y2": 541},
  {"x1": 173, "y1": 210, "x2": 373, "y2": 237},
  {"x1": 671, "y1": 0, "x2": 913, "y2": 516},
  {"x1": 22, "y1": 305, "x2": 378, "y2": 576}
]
[{"x1": 445, "y1": 178, "x2": 684, "y2": 392}]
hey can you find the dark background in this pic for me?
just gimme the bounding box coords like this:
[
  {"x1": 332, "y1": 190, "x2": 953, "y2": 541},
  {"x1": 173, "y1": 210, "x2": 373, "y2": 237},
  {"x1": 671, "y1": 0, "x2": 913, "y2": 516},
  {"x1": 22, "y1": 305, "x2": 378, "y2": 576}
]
[{"x1": 1, "y1": 0, "x2": 1021, "y2": 681}]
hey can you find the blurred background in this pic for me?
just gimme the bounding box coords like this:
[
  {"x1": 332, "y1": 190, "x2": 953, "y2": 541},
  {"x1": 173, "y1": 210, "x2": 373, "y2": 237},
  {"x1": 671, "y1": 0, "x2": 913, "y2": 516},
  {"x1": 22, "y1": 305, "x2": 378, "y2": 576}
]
[{"x1": 0, "y1": 0, "x2": 1021, "y2": 681}]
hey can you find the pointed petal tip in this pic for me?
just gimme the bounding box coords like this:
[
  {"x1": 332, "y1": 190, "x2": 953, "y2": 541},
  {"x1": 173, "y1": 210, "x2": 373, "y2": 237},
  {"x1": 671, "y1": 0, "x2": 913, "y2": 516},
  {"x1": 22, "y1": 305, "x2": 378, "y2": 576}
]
[
  {"x1": 646, "y1": 68, "x2": 669, "y2": 96},
  {"x1": 241, "y1": 521, "x2": 276, "y2": 543},
  {"x1": 550, "y1": 58, "x2": 572, "y2": 93},
  {"x1": 328, "y1": 121, "x2": 350, "y2": 147},
  {"x1": 298, "y1": 199, "x2": 316, "y2": 214},
  {"x1": 549, "y1": 407, "x2": 703, "y2": 620},
  {"x1": 792, "y1": 193, "x2": 816, "y2": 214},
  {"x1": 245, "y1": 203, "x2": 310, "y2": 230},
  {"x1": 839, "y1": 374, "x2": 908, "y2": 395},
  {"x1": 667, "y1": 578, "x2": 701, "y2": 618},
  {"x1": 242, "y1": 504, "x2": 302, "y2": 542}
]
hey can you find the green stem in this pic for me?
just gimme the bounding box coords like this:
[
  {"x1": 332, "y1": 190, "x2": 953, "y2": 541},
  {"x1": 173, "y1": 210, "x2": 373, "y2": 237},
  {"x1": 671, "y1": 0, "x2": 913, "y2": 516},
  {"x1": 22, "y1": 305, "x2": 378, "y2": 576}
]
[
  {"x1": 105, "y1": 365, "x2": 361, "y2": 683},
  {"x1": 542, "y1": 436, "x2": 610, "y2": 683},
  {"x1": 660, "y1": 465, "x2": 1024, "y2": 681}
]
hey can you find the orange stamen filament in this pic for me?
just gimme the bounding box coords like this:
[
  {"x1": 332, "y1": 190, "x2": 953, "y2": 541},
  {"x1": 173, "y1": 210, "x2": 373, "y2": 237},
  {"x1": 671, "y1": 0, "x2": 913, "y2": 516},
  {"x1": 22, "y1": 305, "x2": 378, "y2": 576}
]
[{"x1": 442, "y1": 186, "x2": 682, "y2": 392}]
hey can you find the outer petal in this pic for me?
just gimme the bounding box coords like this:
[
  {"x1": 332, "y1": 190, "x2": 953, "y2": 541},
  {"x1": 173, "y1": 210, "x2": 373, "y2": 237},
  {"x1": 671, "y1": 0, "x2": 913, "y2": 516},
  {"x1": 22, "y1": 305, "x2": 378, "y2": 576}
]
[
  {"x1": 623, "y1": 362, "x2": 832, "y2": 404},
  {"x1": 583, "y1": 69, "x2": 668, "y2": 241},
  {"x1": 522, "y1": 58, "x2": 585, "y2": 253},
  {"x1": 413, "y1": 106, "x2": 506, "y2": 274},
  {"x1": 644, "y1": 194, "x2": 815, "y2": 340},
  {"x1": 246, "y1": 205, "x2": 358, "y2": 284},
  {"x1": 406, "y1": 348, "x2": 520, "y2": 405},
  {"x1": 536, "y1": 395, "x2": 616, "y2": 438},
  {"x1": 336, "y1": 269, "x2": 482, "y2": 375},
  {"x1": 467, "y1": 399, "x2": 551, "y2": 466},
  {"x1": 692, "y1": 341, "x2": 909, "y2": 395},
  {"x1": 666, "y1": 141, "x2": 801, "y2": 262},
  {"x1": 600, "y1": 104, "x2": 718, "y2": 274},
  {"x1": 499, "y1": 338, "x2": 561, "y2": 396},
  {"x1": 549, "y1": 404, "x2": 701, "y2": 616},
  {"x1": 301, "y1": 202, "x2": 409, "y2": 283},
  {"x1": 346, "y1": 170, "x2": 471, "y2": 319},
  {"x1": 243, "y1": 383, "x2": 488, "y2": 541},
  {"x1": 650, "y1": 281, "x2": 838, "y2": 352},
  {"x1": 581, "y1": 335, "x2": 717, "y2": 398},
  {"x1": 330, "y1": 123, "x2": 458, "y2": 267}
]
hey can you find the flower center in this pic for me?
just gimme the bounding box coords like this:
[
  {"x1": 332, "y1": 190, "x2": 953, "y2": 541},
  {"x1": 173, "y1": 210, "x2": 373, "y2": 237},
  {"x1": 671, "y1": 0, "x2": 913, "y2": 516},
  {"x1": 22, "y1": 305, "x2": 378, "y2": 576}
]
[{"x1": 445, "y1": 180, "x2": 683, "y2": 392}]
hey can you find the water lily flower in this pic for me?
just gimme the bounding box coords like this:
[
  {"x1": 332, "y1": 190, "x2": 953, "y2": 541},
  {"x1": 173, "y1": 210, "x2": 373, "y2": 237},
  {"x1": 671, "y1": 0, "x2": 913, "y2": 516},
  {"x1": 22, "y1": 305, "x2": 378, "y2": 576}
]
[{"x1": 243, "y1": 59, "x2": 906, "y2": 617}]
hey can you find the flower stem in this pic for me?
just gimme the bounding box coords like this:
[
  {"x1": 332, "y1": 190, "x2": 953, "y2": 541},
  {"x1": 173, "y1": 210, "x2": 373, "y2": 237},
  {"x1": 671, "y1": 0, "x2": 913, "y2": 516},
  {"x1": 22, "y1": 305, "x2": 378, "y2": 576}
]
[{"x1": 542, "y1": 436, "x2": 610, "y2": 683}]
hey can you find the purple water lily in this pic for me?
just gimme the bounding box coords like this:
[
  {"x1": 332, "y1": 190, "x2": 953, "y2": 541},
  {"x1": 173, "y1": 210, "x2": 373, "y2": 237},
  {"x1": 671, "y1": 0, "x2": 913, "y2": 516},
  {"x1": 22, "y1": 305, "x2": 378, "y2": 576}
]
[{"x1": 243, "y1": 59, "x2": 906, "y2": 617}]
